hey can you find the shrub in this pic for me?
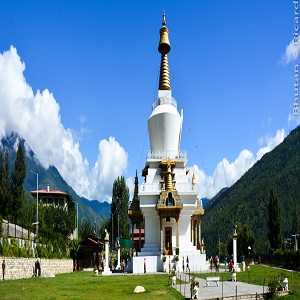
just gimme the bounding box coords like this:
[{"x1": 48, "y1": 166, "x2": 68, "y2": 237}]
[
  {"x1": 0, "y1": 237, "x2": 71, "y2": 259},
  {"x1": 267, "y1": 279, "x2": 281, "y2": 299},
  {"x1": 272, "y1": 249, "x2": 300, "y2": 270}
]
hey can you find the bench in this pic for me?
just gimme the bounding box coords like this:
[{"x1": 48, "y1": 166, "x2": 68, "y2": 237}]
[{"x1": 206, "y1": 276, "x2": 220, "y2": 287}]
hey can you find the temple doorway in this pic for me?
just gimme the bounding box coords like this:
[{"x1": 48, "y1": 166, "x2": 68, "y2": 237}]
[{"x1": 164, "y1": 226, "x2": 172, "y2": 255}]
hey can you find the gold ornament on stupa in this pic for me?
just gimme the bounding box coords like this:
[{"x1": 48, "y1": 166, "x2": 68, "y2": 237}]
[
  {"x1": 158, "y1": 13, "x2": 171, "y2": 91},
  {"x1": 192, "y1": 199, "x2": 205, "y2": 217}
]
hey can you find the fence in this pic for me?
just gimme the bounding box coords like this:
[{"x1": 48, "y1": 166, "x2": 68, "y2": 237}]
[
  {"x1": 1, "y1": 219, "x2": 35, "y2": 241},
  {"x1": 169, "y1": 268, "x2": 293, "y2": 300}
]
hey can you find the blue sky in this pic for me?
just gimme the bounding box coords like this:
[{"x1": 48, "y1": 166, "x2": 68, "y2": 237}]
[{"x1": 0, "y1": 1, "x2": 296, "y2": 200}]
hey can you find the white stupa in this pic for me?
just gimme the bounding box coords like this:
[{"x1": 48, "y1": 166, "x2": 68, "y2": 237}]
[{"x1": 132, "y1": 14, "x2": 207, "y2": 273}]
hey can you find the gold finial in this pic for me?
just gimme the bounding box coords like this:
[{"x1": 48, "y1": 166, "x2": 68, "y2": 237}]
[
  {"x1": 162, "y1": 12, "x2": 167, "y2": 26},
  {"x1": 158, "y1": 13, "x2": 170, "y2": 55},
  {"x1": 158, "y1": 13, "x2": 171, "y2": 90}
]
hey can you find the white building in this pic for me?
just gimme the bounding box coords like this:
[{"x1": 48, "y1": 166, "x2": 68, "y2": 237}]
[{"x1": 132, "y1": 15, "x2": 207, "y2": 273}]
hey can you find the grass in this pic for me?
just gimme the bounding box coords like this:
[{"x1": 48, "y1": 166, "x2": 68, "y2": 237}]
[
  {"x1": 0, "y1": 272, "x2": 183, "y2": 300},
  {"x1": 192, "y1": 264, "x2": 300, "y2": 299},
  {"x1": 1, "y1": 265, "x2": 299, "y2": 299}
]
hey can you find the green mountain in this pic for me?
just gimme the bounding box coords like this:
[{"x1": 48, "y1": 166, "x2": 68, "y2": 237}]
[
  {"x1": 203, "y1": 126, "x2": 300, "y2": 255},
  {"x1": 1, "y1": 133, "x2": 110, "y2": 225}
]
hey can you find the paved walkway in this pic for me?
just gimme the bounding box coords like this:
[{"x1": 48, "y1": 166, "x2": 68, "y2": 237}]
[{"x1": 174, "y1": 273, "x2": 267, "y2": 299}]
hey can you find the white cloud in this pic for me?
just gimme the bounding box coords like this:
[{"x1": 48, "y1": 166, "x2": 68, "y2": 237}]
[
  {"x1": 90, "y1": 137, "x2": 128, "y2": 201},
  {"x1": 126, "y1": 176, "x2": 135, "y2": 201},
  {"x1": 71, "y1": 114, "x2": 91, "y2": 142},
  {"x1": 256, "y1": 129, "x2": 285, "y2": 160},
  {"x1": 284, "y1": 37, "x2": 300, "y2": 64},
  {"x1": 0, "y1": 46, "x2": 128, "y2": 202},
  {"x1": 190, "y1": 129, "x2": 285, "y2": 199}
]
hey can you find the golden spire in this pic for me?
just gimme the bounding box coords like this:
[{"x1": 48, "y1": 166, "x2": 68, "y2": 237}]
[
  {"x1": 158, "y1": 13, "x2": 171, "y2": 91},
  {"x1": 160, "y1": 159, "x2": 176, "y2": 191},
  {"x1": 165, "y1": 163, "x2": 174, "y2": 190}
]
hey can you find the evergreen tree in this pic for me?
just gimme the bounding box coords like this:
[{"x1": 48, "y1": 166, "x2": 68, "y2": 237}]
[
  {"x1": 79, "y1": 220, "x2": 95, "y2": 241},
  {"x1": 268, "y1": 190, "x2": 282, "y2": 251},
  {"x1": 111, "y1": 176, "x2": 129, "y2": 247},
  {"x1": 0, "y1": 151, "x2": 10, "y2": 218},
  {"x1": 11, "y1": 143, "x2": 26, "y2": 220},
  {"x1": 0, "y1": 150, "x2": 3, "y2": 216},
  {"x1": 291, "y1": 201, "x2": 300, "y2": 235}
]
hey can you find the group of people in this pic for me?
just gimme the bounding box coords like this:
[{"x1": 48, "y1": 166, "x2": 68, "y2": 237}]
[
  {"x1": 209, "y1": 255, "x2": 220, "y2": 272},
  {"x1": 93, "y1": 250, "x2": 127, "y2": 273},
  {"x1": 110, "y1": 258, "x2": 126, "y2": 272},
  {"x1": 1, "y1": 258, "x2": 42, "y2": 280},
  {"x1": 209, "y1": 256, "x2": 241, "y2": 273},
  {"x1": 166, "y1": 256, "x2": 190, "y2": 273}
]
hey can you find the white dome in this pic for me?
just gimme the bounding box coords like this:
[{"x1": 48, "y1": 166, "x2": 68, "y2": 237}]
[{"x1": 148, "y1": 98, "x2": 182, "y2": 158}]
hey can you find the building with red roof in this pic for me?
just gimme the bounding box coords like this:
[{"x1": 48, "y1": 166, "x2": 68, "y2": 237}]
[{"x1": 31, "y1": 185, "x2": 71, "y2": 211}]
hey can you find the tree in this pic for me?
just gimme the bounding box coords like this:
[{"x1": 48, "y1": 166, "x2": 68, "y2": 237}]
[
  {"x1": 69, "y1": 239, "x2": 80, "y2": 271},
  {"x1": 111, "y1": 176, "x2": 129, "y2": 247},
  {"x1": 79, "y1": 220, "x2": 95, "y2": 240},
  {"x1": 0, "y1": 151, "x2": 11, "y2": 218},
  {"x1": 268, "y1": 190, "x2": 282, "y2": 251},
  {"x1": 38, "y1": 199, "x2": 75, "y2": 242},
  {"x1": 0, "y1": 150, "x2": 3, "y2": 215},
  {"x1": 291, "y1": 200, "x2": 300, "y2": 235},
  {"x1": 11, "y1": 143, "x2": 26, "y2": 220}
]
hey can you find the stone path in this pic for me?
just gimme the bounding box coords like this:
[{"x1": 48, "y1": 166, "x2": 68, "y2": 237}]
[{"x1": 174, "y1": 273, "x2": 267, "y2": 300}]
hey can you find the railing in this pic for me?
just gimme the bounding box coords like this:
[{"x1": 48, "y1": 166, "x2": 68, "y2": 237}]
[
  {"x1": 140, "y1": 182, "x2": 198, "y2": 193},
  {"x1": 1, "y1": 220, "x2": 35, "y2": 240},
  {"x1": 140, "y1": 183, "x2": 161, "y2": 193},
  {"x1": 176, "y1": 183, "x2": 199, "y2": 193},
  {"x1": 147, "y1": 151, "x2": 187, "y2": 161}
]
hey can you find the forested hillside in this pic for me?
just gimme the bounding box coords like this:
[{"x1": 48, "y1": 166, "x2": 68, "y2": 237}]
[{"x1": 203, "y1": 126, "x2": 300, "y2": 255}]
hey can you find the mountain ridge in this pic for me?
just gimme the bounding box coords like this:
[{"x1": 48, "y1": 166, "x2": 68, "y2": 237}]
[
  {"x1": 202, "y1": 126, "x2": 300, "y2": 255},
  {"x1": 0, "y1": 132, "x2": 110, "y2": 225}
]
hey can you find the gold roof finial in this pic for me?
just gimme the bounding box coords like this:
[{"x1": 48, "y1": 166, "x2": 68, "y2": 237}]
[
  {"x1": 162, "y1": 11, "x2": 167, "y2": 26},
  {"x1": 158, "y1": 13, "x2": 171, "y2": 90}
]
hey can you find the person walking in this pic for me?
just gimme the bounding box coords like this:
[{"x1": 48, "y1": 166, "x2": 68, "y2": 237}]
[
  {"x1": 2, "y1": 259, "x2": 5, "y2": 280},
  {"x1": 186, "y1": 256, "x2": 190, "y2": 272},
  {"x1": 35, "y1": 258, "x2": 41, "y2": 277},
  {"x1": 209, "y1": 256, "x2": 213, "y2": 272},
  {"x1": 215, "y1": 255, "x2": 220, "y2": 272}
]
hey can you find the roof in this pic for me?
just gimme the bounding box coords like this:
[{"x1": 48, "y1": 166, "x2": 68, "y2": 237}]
[{"x1": 31, "y1": 189, "x2": 68, "y2": 196}]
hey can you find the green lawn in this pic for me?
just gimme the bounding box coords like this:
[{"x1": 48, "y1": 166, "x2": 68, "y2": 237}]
[
  {"x1": 1, "y1": 265, "x2": 299, "y2": 300},
  {"x1": 0, "y1": 272, "x2": 183, "y2": 300},
  {"x1": 193, "y1": 265, "x2": 300, "y2": 299}
]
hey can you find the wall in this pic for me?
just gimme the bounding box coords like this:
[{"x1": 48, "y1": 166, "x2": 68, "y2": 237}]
[{"x1": 0, "y1": 257, "x2": 73, "y2": 280}]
